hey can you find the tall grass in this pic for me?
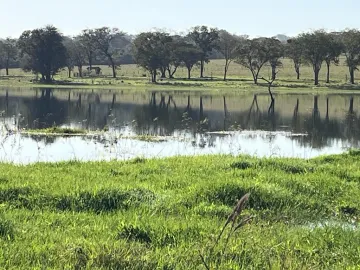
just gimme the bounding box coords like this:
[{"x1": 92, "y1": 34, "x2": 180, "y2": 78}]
[{"x1": 0, "y1": 152, "x2": 359, "y2": 268}]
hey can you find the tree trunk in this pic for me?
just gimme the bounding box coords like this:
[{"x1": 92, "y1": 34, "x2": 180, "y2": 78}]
[
  {"x1": 187, "y1": 68, "x2": 191, "y2": 79},
  {"x1": 68, "y1": 67, "x2": 72, "y2": 78},
  {"x1": 314, "y1": 69, "x2": 319, "y2": 85},
  {"x1": 170, "y1": 66, "x2": 177, "y2": 78},
  {"x1": 45, "y1": 73, "x2": 52, "y2": 83},
  {"x1": 251, "y1": 70, "x2": 258, "y2": 84},
  {"x1": 350, "y1": 67, "x2": 355, "y2": 84},
  {"x1": 296, "y1": 67, "x2": 300, "y2": 80},
  {"x1": 152, "y1": 69, "x2": 157, "y2": 83},
  {"x1": 167, "y1": 67, "x2": 172, "y2": 78},
  {"x1": 160, "y1": 68, "x2": 166, "y2": 78},
  {"x1": 111, "y1": 64, "x2": 116, "y2": 78},
  {"x1": 271, "y1": 65, "x2": 276, "y2": 81},
  {"x1": 223, "y1": 60, "x2": 228, "y2": 81},
  {"x1": 5, "y1": 59, "x2": 9, "y2": 75},
  {"x1": 78, "y1": 65, "x2": 83, "y2": 77},
  {"x1": 200, "y1": 60, "x2": 204, "y2": 78},
  {"x1": 326, "y1": 61, "x2": 330, "y2": 83},
  {"x1": 88, "y1": 51, "x2": 93, "y2": 69}
]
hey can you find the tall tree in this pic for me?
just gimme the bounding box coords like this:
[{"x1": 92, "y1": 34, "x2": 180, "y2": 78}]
[
  {"x1": 188, "y1": 26, "x2": 219, "y2": 78},
  {"x1": 265, "y1": 38, "x2": 284, "y2": 80},
  {"x1": 64, "y1": 36, "x2": 87, "y2": 77},
  {"x1": 0, "y1": 38, "x2": 18, "y2": 75},
  {"x1": 92, "y1": 27, "x2": 126, "y2": 78},
  {"x1": 324, "y1": 33, "x2": 343, "y2": 83},
  {"x1": 63, "y1": 37, "x2": 75, "y2": 78},
  {"x1": 17, "y1": 25, "x2": 67, "y2": 83},
  {"x1": 341, "y1": 29, "x2": 360, "y2": 84},
  {"x1": 286, "y1": 38, "x2": 303, "y2": 80},
  {"x1": 178, "y1": 44, "x2": 202, "y2": 79},
  {"x1": 133, "y1": 32, "x2": 172, "y2": 83},
  {"x1": 298, "y1": 30, "x2": 329, "y2": 85},
  {"x1": 235, "y1": 38, "x2": 271, "y2": 84},
  {"x1": 218, "y1": 30, "x2": 246, "y2": 81},
  {"x1": 79, "y1": 29, "x2": 97, "y2": 69},
  {"x1": 166, "y1": 36, "x2": 187, "y2": 78}
]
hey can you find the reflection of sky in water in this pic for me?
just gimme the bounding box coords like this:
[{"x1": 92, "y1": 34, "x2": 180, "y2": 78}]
[
  {"x1": 1, "y1": 90, "x2": 360, "y2": 163},
  {"x1": 0, "y1": 130, "x2": 350, "y2": 164}
]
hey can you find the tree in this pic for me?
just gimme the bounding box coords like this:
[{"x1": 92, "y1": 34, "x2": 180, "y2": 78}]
[
  {"x1": 188, "y1": 26, "x2": 219, "y2": 78},
  {"x1": 92, "y1": 27, "x2": 126, "y2": 78},
  {"x1": 133, "y1": 32, "x2": 173, "y2": 83},
  {"x1": 79, "y1": 29, "x2": 97, "y2": 69},
  {"x1": 286, "y1": 38, "x2": 303, "y2": 80},
  {"x1": 64, "y1": 36, "x2": 87, "y2": 77},
  {"x1": 341, "y1": 29, "x2": 360, "y2": 84},
  {"x1": 323, "y1": 33, "x2": 343, "y2": 83},
  {"x1": 265, "y1": 38, "x2": 284, "y2": 80},
  {"x1": 298, "y1": 30, "x2": 329, "y2": 85},
  {"x1": 218, "y1": 30, "x2": 246, "y2": 81},
  {"x1": 235, "y1": 38, "x2": 271, "y2": 84},
  {"x1": 0, "y1": 38, "x2": 18, "y2": 75},
  {"x1": 166, "y1": 36, "x2": 187, "y2": 78},
  {"x1": 18, "y1": 25, "x2": 67, "y2": 83},
  {"x1": 178, "y1": 44, "x2": 202, "y2": 79},
  {"x1": 63, "y1": 37, "x2": 75, "y2": 78}
]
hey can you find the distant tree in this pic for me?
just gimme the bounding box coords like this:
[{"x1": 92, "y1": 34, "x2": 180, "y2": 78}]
[
  {"x1": 63, "y1": 36, "x2": 87, "y2": 77},
  {"x1": 265, "y1": 38, "x2": 284, "y2": 80},
  {"x1": 166, "y1": 36, "x2": 187, "y2": 78},
  {"x1": 79, "y1": 29, "x2": 97, "y2": 69},
  {"x1": 18, "y1": 25, "x2": 67, "y2": 83},
  {"x1": 324, "y1": 33, "x2": 343, "y2": 83},
  {"x1": 178, "y1": 43, "x2": 202, "y2": 79},
  {"x1": 133, "y1": 32, "x2": 172, "y2": 82},
  {"x1": 235, "y1": 38, "x2": 271, "y2": 84},
  {"x1": 0, "y1": 38, "x2": 18, "y2": 75},
  {"x1": 340, "y1": 29, "x2": 360, "y2": 84},
  {"x1": 286, "y1": 38, "x2": 303, "y2": 80},
  {"x1": 297, "y1": 30, "x2": 329, "y2": 85},
  {"x1": 92, "y1": 27, "x2": 126, "y2": 78},
  {"x1": 218, "y1": 30, "x2": 246, "y2": 81},
  {"x1": 63, "y1": 37, "x2": 75, "y2": 78},
  {"x1": 188, "y1": 26, "x2": 219, "y2": 78}
]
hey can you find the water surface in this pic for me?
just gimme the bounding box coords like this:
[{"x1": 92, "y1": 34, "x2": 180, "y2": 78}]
[{"x1": 1, "y1": 87, "x2": 359, "y2": 163}]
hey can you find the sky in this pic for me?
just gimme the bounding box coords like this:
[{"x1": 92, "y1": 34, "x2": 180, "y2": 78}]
[{"x1": 1, "y1": 0, "x2": 360, "y2": 38}]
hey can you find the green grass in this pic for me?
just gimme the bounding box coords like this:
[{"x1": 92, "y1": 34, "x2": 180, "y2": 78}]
[
  {"x1": 24, "y1": 127, "x2": 87, "y2": 135},
  {"x1": 1, "y1": 57, "x2": 360, "y2": 93},
  {"x1": 0, "y1": 151, "x2": 360, "y2": 269}
]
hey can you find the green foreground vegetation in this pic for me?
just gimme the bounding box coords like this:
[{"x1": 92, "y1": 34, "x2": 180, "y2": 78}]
[{"x1": 1, "y1": 152, "x2": 360, "y2": 269}]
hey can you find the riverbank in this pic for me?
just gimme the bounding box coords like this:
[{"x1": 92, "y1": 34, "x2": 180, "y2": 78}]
[
  {"x1": 0, "y1": 152, "x2": 359, "y2": 268},
  {"x1": 1, "y1": 75, "x2": 360, "y2": 95}
]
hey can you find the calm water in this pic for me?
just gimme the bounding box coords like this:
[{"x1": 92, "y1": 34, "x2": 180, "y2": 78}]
[{"x1": 0, "y1": 87, "x2": 359, "y2": 163}]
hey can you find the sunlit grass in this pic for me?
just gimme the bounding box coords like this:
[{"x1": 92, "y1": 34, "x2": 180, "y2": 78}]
[
  {"x1": 1, "y1": 57, "x2": 359, "y2": 93},
  {"x1": 0, "y1": 151, "x2": 359, "y2": 268}
]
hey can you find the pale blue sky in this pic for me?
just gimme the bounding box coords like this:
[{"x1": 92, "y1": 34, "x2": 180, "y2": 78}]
[{"x1": 1, "y1": 0, "x2": 360, "y2": 38}]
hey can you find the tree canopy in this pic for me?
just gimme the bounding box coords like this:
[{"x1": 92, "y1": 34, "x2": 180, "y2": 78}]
[
  {"x1": 188, "y1": 26, "x2": 219, "y2": 78},
  {"x1": 17, "y1": 25, "x2": 67, "y2": 82}
]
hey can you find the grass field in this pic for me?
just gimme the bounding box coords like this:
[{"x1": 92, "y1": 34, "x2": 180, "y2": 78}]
[
  {"x1": 1, "y1": 151, "x2": 359, "y2": 269},
  {"x1": 1, "y1": 57, "x2": 359, "y2": 93}
]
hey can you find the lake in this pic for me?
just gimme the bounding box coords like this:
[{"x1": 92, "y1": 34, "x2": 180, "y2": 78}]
[{"x1": 0, "y1": 87, "x2": 359, "y2": 163}]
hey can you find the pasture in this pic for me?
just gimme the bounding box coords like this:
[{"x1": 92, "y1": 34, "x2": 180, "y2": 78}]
[{"x1": 0, "y1": 57, "x2": 359, "y2": 93}]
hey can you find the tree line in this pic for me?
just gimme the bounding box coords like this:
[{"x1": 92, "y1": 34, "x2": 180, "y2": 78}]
[{"x1": 1, "y1": 25, "x2": 360, "y2": 84}]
